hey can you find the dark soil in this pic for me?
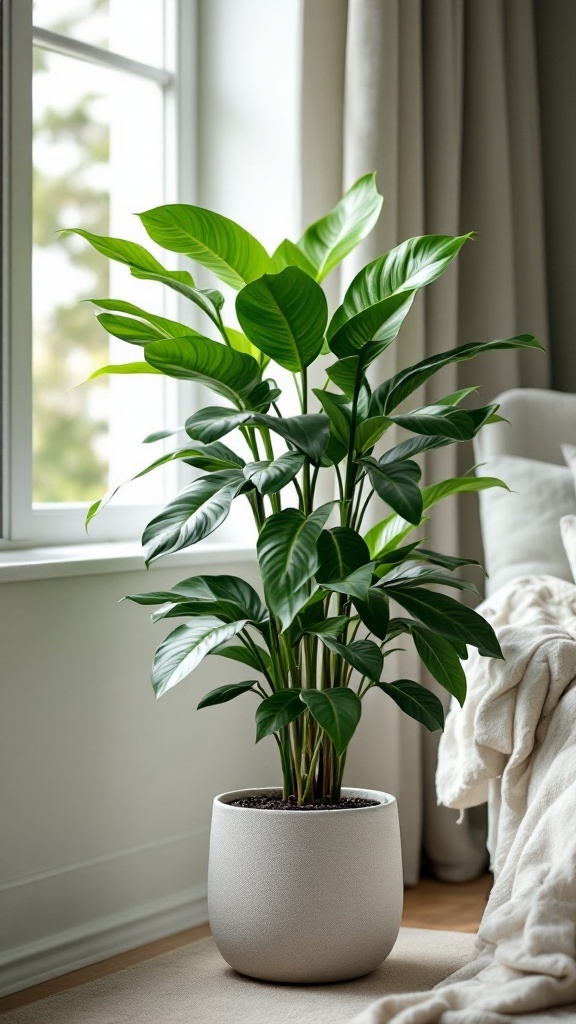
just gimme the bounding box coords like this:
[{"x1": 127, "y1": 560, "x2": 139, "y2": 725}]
[{"x1": 227, "y1": 794, "x2": 379, "y2": 811}]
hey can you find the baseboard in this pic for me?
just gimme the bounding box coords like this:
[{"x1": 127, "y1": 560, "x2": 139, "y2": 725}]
[{"x1": 0, "y1": 885, "x2": 208, "y2": 997}]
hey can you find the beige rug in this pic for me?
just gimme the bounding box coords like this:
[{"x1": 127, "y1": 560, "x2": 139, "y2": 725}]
[{"x1": 0, "y1": 928, "x2": 475, "y2": 1023}]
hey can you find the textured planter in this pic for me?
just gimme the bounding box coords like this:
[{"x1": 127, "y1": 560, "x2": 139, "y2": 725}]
[{"x1": 207, "y1": 786, "x2": 403, "y2": 983}]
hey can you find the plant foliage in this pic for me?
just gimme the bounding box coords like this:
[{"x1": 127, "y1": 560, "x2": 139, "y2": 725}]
[{"x1": 76, "y1": 173, "x2": 542, "y2": 804}]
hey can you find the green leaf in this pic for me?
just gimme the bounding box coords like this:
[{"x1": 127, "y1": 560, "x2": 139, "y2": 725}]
[
  {"x1": 354, "y1": 416, "x2": 392, "y2": 452},
  {"x1": 96, "y1": 313, "x2": 169, "y2": 344},
  {"x1": 236, "y1": 267, "x2": 328, "y2": 372},
  {"x1": 328, "y1": 291, "x2": 415, "y2": 361},
  {"x1": 318, "y1": 636, "x2": 383, "y2": 683},
  {"x1": 244, "y1": 451, "x2": 305, "y2": 495},
  {"x1": 313, "y1": 390, "x2": 351, "y2": 449},
  {"x1": 208, "y1": 642, "x2": 272, "y2": 674},
  {"x1": 225, "y1": 326, "x2": 270, "y2": 369},
  {"x1": 184, "y1": 408, "x2": 330, "y2": 462},
  {"x1": 316, "y1": 526, "x2": 371, "y2": 583},
  {"x1": 139, "y1": 204, "x2": 269, "y2": 289},
  {"x1": 360, "y1": 457, "x2": 423, "y2": 525},
  {"x1": 299, "y1": 688, "x2": 362, "y2": 756},
  {"x1": 306, "y1": 616, "x2": 351, "y2": 639},
  {"x1": 353, "y1": 588, "x2": 390, "y2": 640},
  {"x1": 421, "y1": 475, "x2": 509, "y2": 509},
  {"x1": 142, "y1": 470, "x2": 245, "y2": 564},
  {"x1": 371, "y1": 335, "x2": 543, "y2": 415},
  {"x1": 140, "y1": 574, "x2": 267, "y2": 624},
  {"x1": 255, "y1": 691, "x2": 305, "y2": 742},
  {"x1": 409, "y1": 625, "x2": 467, "y2": 706},
  {"x1": 319, "y1": 562, "x2": 375, "y2": 600},
  {"x1": 378, "y1": 564, "x2": 478, "y2": 595},
  {"x1": 378, "y1": 434, "x2": 454, "y2": 464},
  {"x1": 376, "y1": 680, "x2": 444, "y2": 731},
  {"x1": 82, "y1": 362, "x2": 162, "y2": 384},
  {"x1": 144, "y1": 336, "x2": 260, "y2": 405},
  {"x1": 267, "y1": 239, "x2": 317, "y2": 277},
  {"x1": 364, "y1": 476, "x2": 508, "y2": 560},
  {"x1": 329, "y1": 233, "x2": 473, "y2": 341},
  {"x1": 388, "y1": 404, "x2": 498, "y2": 441},
  {"x1": 325, "y1": 355, "x2": 364, "y2": 398},
  {"x1": 197, "y1": 681, "x2": 258, "y2": 709},
  {"x1": 130, "y1": 272, "x2": 225, "y2": 327},
  {"x1": 185, "y1": 407, "x2": 252, "y2": 443},
  {"x1": 244, "y1": 379, "x2": 282, "y2": 412},
  {"x1": 63, "y1": 228, "x2": 190, "y2": 280},
  {"x1": 90, "y1": 297, "x2": 196, "y2": 341},
  {"x1": 386, "y1": 585, "x2": 502, "y2": 659},
  {"x1": 256, "y1": 503, "x2": 335, "y2": 631},
  {"x1": 182, "y1": 441, "x2": 245, "y2": 471},
  {"x1": 297, "y1": 173, "x2": 383, "y2": 281},
  {"x1": 413, "y1": 548, "x2": 484, "y2": 573},
  {"x1": 152, "y1": 617, "x2": 248, "y2": 697}
]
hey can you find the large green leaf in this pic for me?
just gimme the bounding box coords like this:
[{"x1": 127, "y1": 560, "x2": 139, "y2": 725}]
[
  {"x1": 376, "y1": 680, "x2": 444, "y2": 731},
  {"x1": 130, "y1": 272, "x2": 225, "y2": 327},
  {"x1": 388, "y1": 403, "x2": 498, "y2": 441},
  {"x1": 96, "y1": 313, "x2": 173, "y2": 344},
  {"x1": 329, "y1": 233, "x2": 472, "y2": 340},
  {"x1": 197, "y1": 681, "x2": 258, "y2": 709},
  {"x1": 255, "y1": 691, "x2": 305, "y2": 742},
  {"x1": 353, "y1": 588, "x2": 390, "y2": 640},
  {"x1": 139, "y1": 204, "x2": 269, "y2": 289},
  {"x1": 409, "y1": 625, "x2": 467, "y2": 706},
  {"x1": 127, "y1": 574, "x2": 267, "y2": 625},
  {"x1": 360, "y1": 457, "x2": 423, "y2": 525},
  {"x1": 299, "y1": 688, "x2": 362, "y2": 756},
  {"x1": 319, "y1": 636, "x2": 383, "y2": 683},
  {"x1": 354, "y1": 416, "x2": 392, "y2": 453},
  {"x1": 184, "y1": 408, "x2": 330, "y2": 462},
  {"x1": 144, "y1": 336, "x2": 260, "y2": 406},
  {"x1": 420, "y1": 475, "x2": 509, "y2": 509},
  {"x1": 243, "y1": 451, "x2": 305, "y2": 495},
  {"x1": 236, "y1": 267, "x2": 328, "y2": 372},
  {"x1": 378, "y1": 564, "x2": 478, "y2": 595},
  {"x1": 316, "y1": 527, "x2": 371, "y2": 583},
  {"x1": 152, "y1": 617, "x2": 247, "y2": 697},
  {"x1": 385, "y1": 585, "x2": 502, "y2": 659},
  {"x1": 257, "y1": 503, "x2": 335, "y2": 631},
  {"x1": 371, "y1": 335, "x2": 543, "y2": 415},
  {"x1": 328, "y1": 291, "x2": 415, "y2": 361},
  {"x1": 64, "y1": 228, "x2": 191, "y2": 281},
  {"x1": 142, "y1": 470, "x2": 245, "y2": 564},
  {"x1": 413, "y1": 548, "x2": 484, "y2": 573},
  {"x1": 90, "y1": 297, "x2": 195, "y2": 341},
  {"x1": 297, "y1": 173, "x2": 383, "y2": 282}
]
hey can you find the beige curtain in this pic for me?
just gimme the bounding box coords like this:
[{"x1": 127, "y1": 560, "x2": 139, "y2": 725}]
[{"x1": 300, "y1": 0, "x2": 553, "y2": 883}]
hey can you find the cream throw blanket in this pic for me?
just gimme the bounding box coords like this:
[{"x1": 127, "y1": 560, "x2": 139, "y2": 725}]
[{"x1": 351, "y1": 575, "x2": 576, "y2": 1024}]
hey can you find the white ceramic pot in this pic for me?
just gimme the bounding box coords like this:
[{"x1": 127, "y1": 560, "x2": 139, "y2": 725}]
[{"x1": 207, "y1": 786, "x2": 403, "y2": 983}]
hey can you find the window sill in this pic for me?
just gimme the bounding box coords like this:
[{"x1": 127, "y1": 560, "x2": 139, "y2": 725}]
[{"x1": 0, "y1": 541, "x2": 257, "y2": 583}]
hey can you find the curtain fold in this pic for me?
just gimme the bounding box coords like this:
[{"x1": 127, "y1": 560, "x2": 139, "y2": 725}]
[{"x1": 301, "y1": 0, "x2": 552, "y2": 882}]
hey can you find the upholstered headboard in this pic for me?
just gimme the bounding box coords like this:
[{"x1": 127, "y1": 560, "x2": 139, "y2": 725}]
[{"x1": 472, "y1": 388, "x2": 576, "y2": 596}]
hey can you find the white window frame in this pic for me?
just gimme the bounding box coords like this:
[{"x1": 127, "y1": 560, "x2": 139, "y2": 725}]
[{"x1": 1, "y1": 0, "x2": 198, "y2": 549}]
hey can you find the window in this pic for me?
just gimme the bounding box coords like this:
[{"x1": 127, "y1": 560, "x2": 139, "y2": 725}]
[{"x1": 1, "y1": 0, "x2": 196, "y2": 546}]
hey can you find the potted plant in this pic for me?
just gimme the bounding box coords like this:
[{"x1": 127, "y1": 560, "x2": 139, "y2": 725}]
[{"x1": 70, "y1": 174, "x2": 540, "y2": 982}]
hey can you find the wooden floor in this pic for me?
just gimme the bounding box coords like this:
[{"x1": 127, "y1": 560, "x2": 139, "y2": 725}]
[{"x1": 0, "y1": 874, "x2": 492, "y2": 1015}]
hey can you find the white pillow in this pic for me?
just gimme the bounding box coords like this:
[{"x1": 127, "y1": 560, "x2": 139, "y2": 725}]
[{"x1": 477, "y1": 454, "x2": 576, "y2": 596}]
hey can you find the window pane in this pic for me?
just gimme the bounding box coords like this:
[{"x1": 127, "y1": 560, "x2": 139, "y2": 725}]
[
  {"x1": 33, "y1": 0, "x2": 166, "y2": 68},
  {"x1": 32, "y1": 48, "x2": 171, "y2": 505}
]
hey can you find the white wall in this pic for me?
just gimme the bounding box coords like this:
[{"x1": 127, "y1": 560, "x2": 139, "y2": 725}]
[{"x1": 0, "y1": 557, "x2": 281, "y2": 993}]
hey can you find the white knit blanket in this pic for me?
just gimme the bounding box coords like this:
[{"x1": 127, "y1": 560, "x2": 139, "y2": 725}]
[{"x1": 351, "y1": 575, "x2": 576, "y2": 1024}]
